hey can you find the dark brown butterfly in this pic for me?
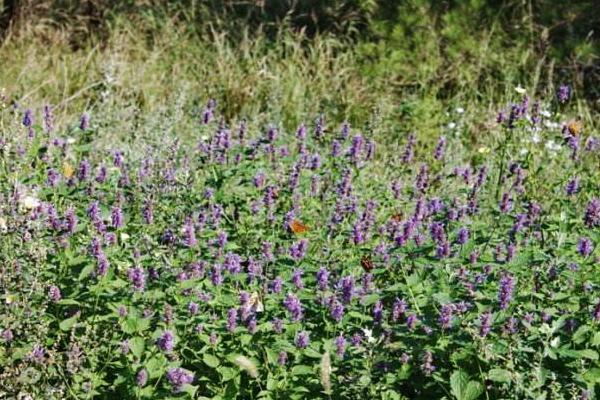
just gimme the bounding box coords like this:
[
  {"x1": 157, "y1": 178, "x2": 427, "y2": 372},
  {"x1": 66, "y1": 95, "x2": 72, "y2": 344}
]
[
  {"x1": 289, "y1": 219, "x2": 309, "y2": 234},
  {"x1": 361, "y1": 256, "x2": 374, "y2": 272}
]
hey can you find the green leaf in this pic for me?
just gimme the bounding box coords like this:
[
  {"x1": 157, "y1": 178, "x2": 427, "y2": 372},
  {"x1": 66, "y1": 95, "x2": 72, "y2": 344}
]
[
  {"x1": 451, "y1": 370, "x2": 483, "y2": 400},
  {"x1": 203, "y1": 353, "x2": 220, "y2": 368},
  {"x1": 129, "y1": 337, "x2": 145, "y2": 359},
  {"x1": 451, "y1": 370, "x2": 469, "y2": 400},
  {"x1": 463, "y1": 381, "x2": 484, "y2": 400},
  {"x1": 59, "y1": 313, "x2": 80, "y2": 331},
  {"x1": 488, "y1": 368, "x2": 512, "y2": 383},
  {"x1": 291, "y1": 365, "x2": 313, "y2": 375},
  {"x1": 78, "y1": 263, "x2": 95, "y2": 280}
]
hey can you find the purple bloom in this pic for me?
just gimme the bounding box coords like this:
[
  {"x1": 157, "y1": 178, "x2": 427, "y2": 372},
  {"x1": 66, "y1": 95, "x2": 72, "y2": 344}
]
[
  {"x1": 166, "y1": 368, "x2": 194, "y2": 392},
  {"x1": 373, "y1": 300, "x2": 384, "y2": 324},
  {"x1": 96, "y1": 251, "x2": 109, "y2": 277},
  {"x1": 183, "y1": 218, "x2": 197, "y2": 247},
  {"x1": 479, "y1": 312, "x2": 492, "y2": 337},
  {"x1": 584, "y1": 199, "x2": 600, "y2": 228},
  {"x1": 420, "y1": 351, "x2": 435, "y2": 376},
  {"x1": 578, "y1": 237, "x2": 593, "y2": 257},
  {"x1": 127, "y1": 267, "x2": 146, "y2": 291},
  {"x1": 434, "y1": 136, "x2": 446, "y2": 160},
  {"x1": 157, "y1": 330, "x2": 175, "y2": 352},
  {"x1": 592, "y1": 300, "x2": 600, "y2": 322},
  {"x1": 401, "y1": 134, "x2": 415, "y2": 163},
  {"x1": 498, "y1": 273, "x2": 515, "y2": 310},
  {"x1": 499, "y1": 192, "x2": 512, "y2": 213},
  {"x1": 557, "y1": 84, "x2": 571, "y2": 103},
  {"x1": 289, "y1": 239, "x2": 308, "y2": 261},
  {"x1": 335, "y1": 334, "x2": 346, "y2": 358},
  {"x1": 339, "y1": 276, "x2": 355, "y2": 304},
  {"x1": 292, "y1": 268, "x2": 304, "y2": 290},
  {"x1": 78, "y1": 159, "x2": 90, "y2": 182},
  {"x1": 80, "y1": 112, "x2": 90, "y2": 130},
  {"x1": 283, "y1": 293, "x2": 303, "y2": 321},
  {"x1": 23, "y1": 109, "x2": 33, "y2": 127},
  {"x1": 65, "y1": 207, "x2": 78, "y2": 234},
  {"x1": 2, "y1": 329, "x2": 13, "y2": 343},
  {"x1": 350, "y1": 333, "x2": 362, "y2": 347},
  {"x1": 295, "y1": 331, "x2": 310, "y2": 349},
  {"x1": 47, "y1": 168, "x2": 60, "y2": 187},
  {"x1": 316, "y1": 267, "x2": 329, "y2": 291},
  {"x1": 271, "y1": 276, "x2": 283, "y2": 294},
  {"x1": 330, "y1": 299, "x2": 345, "y2": 323},
  {"x1": 438, "y1": 304, "x2": 453, "y2": 329},
  {"x1": 566, "y1": 177, "x2": 580, "y2": 195},
  {"x1": 406, "y1": 313, "x2": 418, "y2": 330},
  {"x1": 392, "y1": 298, "x2": 408, "y2": 322},
  {"x1": 277, "y1": 351, "x2": 288, "y2": 366},
  {"x1": 136, "y1": 369, "x2": 148, "y2": 387},
  {"x1": 111, "y1": 206, "x2": 123, "y2": 228},
  {"x1": 457, "y1": 227, "x2": 469, "y2": 245},
  {"x1": 350, "y1": 134, "x2": 363, "y2": 163},
  {"x1": 48, "y1": 285, "x2": 61, "y2": 302},
  {"x1": 29, "y1": 344, "x2": 45, "y2": 364},
  {"x1": 227, "y1": 308, "x2": 238, "y2": 332}
]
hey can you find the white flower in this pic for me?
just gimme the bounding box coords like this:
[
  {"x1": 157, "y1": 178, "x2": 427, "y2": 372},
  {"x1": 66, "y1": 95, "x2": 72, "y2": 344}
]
[
  {"x1": 541, "y1": 110, "x2": 551, "y2": 118},
  {"x1": 455, "y1": 107, "x2": 465, "y2": 114},
  {"x1": 515, "y1": 85, "x2": 526, "y2": 94},
  {"x1": 19, "y1": 196, "x2": 40, "y2": 210},
  {"x1": 362, "y1": 328, "x2": 376, "y2": 343},
  {"x1": 66, "y1": 137, "x2": 76, "y2": 145},
  {"x1": 447, "y1": 122, "x2": 456, "y2": 130},
  {"x1": 531, "y1": 133, "x2": 541, "y2": 144},
  {"x1": 545, "y1": 140, "x2": 561, "y2": 152},
  {"x1": 519, "y1": 148, "x2": 528, "y2": 156}
]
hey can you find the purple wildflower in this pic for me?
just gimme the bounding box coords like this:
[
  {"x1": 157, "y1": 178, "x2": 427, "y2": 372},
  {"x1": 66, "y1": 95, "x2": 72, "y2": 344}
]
[
  {"x1": 578, "y1": 237, "x2": 593, "y2": 257},
  {"x1": 316, "y1": 267, "x2": 329, "y2": 291},
  {"x1": 434, "y1": 136, "x2": 446, "y2": 160},
  {"x1": 48, "y1": 285, "x2": 61, "y2": 303},
  {"x1": 136, "y1": 369, "x2": 148, "y2": 387},
  {"x1": 421, "y1": 351, "x2": 435, "y2": 376},
  {"x1": 557, "y1": 85, "x2": 571, "y2": 103},
  {"x1": 479, "y1": 312, "x2": 492, "y2": 337},
  {"x1": 227, "y1": 308, "x2": 238, "y2": 332},
  {"x1": 157, "y1": 331, "x2": 175, "y2": 352},
  {"x1": 277, "y1": 351, "x2": 288, "y2": 366},
  {"x1": 498, "y1": 273, "x2": 515, "y2": 310},
  {"x1": 80, "y1": 113, "x2": 90, "y2": 130},
  {"x1": 584, "y1": 199, "x2": 600, "y2": 228},
  {"x1": 566, "y1": 177, "x2": 580, "y2": 196},
  {"x1": 283, "y1": 293, "x2": 303, "y2": 321},
  {"x1": 335, "y1": 334, "x2": 346, "y2": 358},
  {"x1": 295, "y1": 331, "x2": 310, "y2": 349},
  {"x1": 330, "y1": 299, "x2": 344, "y2": 323},
  {"x1": 127, "y1": 267, "x2": 146, "y2": 291},
  {"x1": 166, "y1": 368, "x2": 194, "y2": 392}
]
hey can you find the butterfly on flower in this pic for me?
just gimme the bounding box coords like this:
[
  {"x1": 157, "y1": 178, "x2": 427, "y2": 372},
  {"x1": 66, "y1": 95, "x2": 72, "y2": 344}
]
[
  {"x1": 289, "y1": 219, "x2": 309, "y2": 234},
  {"x1": 248, "y1": 291, "x2": 264, "y2": 313},
  {"x1": 390, "y1": 212, "x2": 403, "y2": 223},
  {"x1": 360, "y1": 256, "x2": 374, "y2": 273},
  {"x1": 566, "y1": 119, "x2": 583, "y2": 136},
  {"x1": 62, "y1": 161, "x2": 74, "y2": 178}
]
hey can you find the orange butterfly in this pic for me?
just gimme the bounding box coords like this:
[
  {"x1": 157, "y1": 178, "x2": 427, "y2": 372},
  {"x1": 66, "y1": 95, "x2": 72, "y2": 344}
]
[
  {"x1": 390, "y1": 212, "x2": 403, "y2": 223},
  {"x1": 289, "y1": 219, "x2": 309, "y2": 234},
  {"x1": 361, "y1": 256, "x2": 374, "y2": 273},
  {"x1": 62, "y1": 161, "x2": 74, "y2": 178},
  {"x1": 567, "y1": 120, "x2": 583, "y2": 136}
]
